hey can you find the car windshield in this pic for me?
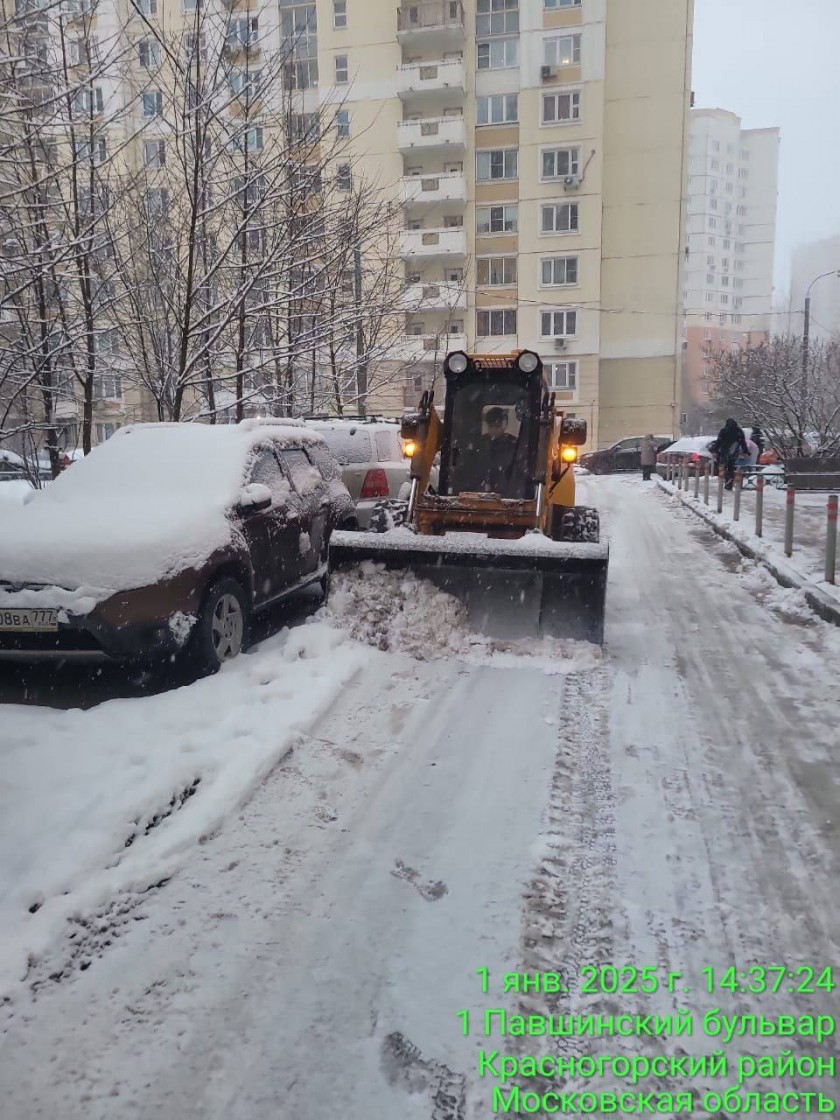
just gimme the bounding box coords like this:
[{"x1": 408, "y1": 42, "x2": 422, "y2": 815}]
[{"x1": 445, "y1": 378, "x2": 535, "y2": 499}]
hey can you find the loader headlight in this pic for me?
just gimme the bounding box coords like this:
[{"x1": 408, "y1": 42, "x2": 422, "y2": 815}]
[
  {"x1": 446, "y1": 351, "x2": 469, "y2": 375},
  {"x1": 517, "y1": 351, "x2": 539, "y2": 374},
  {"x1": 403, "y1": 439, "x2": 418, "y2": 458},
  {"x1": 561, "y1": 446, "x2": 578, "y2": 463}
]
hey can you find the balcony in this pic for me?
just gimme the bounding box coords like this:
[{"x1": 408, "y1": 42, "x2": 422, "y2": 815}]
[
  {"x1": 397, "y1": 115, "x2": 465, "y2": 154},
  {"x1": 399, "y1": 226, "x2": 467, "y2": 260},
  {"x1": 396, "y1": 332, "x2": 469, "y2": 362},
  {"x1": 396, "y1": 1, "x2": 465, "y2": 49},
  {"x1": 396, "y1": 57, "x2": 465, "y2": 99},
  {"x1": 400, "y1": 171, "x2": 466, "y2": 206},
  {"x1": 399, "y1": 281, "x2": 467, "y2": 312}
]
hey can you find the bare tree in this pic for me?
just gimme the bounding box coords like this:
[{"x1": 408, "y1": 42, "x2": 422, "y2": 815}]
[{"x1": 707, "y1": 334, "x2": 840, "y2": 457}]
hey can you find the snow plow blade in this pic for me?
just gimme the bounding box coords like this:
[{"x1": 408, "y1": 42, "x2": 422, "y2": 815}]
[{"x1": 329, "y1": 530, "x2": 608, "y2": 645}]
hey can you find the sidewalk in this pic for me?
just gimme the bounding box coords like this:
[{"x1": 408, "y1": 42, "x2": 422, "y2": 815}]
[{"x1": 656, "y1": 475, "x2": 840, "y2": 627}]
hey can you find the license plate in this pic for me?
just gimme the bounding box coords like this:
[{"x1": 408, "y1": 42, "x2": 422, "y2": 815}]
[{"x1": 0, "y1": 608, "x2": 59, "y2": 632}]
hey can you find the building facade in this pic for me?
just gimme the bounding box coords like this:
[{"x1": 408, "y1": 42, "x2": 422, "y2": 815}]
[
  {"x1": 682, "y1": 108, "x2": 780, "y2": 432},
  {"x1": 790, "y1": 236, "x2": 840, "y2": 344},
  {"x1": 307, "y1": 0, "x2": 694, "y2": 446}
]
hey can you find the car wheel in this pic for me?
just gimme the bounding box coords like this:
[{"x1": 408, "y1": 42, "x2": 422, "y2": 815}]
[{"x1": 189, "y1": 577, "x2": 249, "y2": 673}]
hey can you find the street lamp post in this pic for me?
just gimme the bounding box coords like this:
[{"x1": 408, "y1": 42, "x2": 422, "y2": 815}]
[{"x1": 802, "y1": 269, "x2": 840, "y2": 381}]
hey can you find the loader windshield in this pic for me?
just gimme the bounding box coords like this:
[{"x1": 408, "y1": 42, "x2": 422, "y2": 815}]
[{"x1": 443, "y1": 378, "x2": 537, "y2": 499}]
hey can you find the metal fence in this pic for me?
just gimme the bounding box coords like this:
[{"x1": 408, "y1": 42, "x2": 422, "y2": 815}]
[{"x1": 662, "y1": 460, "x2": 839, "y2": 585}]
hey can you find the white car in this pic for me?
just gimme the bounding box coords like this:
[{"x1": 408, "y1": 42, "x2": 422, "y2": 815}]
[
  {"x1": 303, "y1": 418, "x2": 410, "y2": 529},
  {"x1": 656, "y1": 436, "x2": 716, "y2": 476},
  {"x1": 0, "y1": 450, "x2": 35, "y2": 505}
]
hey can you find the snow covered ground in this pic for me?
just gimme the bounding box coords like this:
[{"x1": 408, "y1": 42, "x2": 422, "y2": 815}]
[
  {"x1": 1, "y1": 475, "x2": 838, "y2": 1119},
  {"x1": 660, "y1": 474, "x2": 840, "y2": 604}
]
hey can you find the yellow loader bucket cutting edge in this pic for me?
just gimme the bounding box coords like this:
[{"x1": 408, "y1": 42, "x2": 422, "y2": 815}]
[{"x1": 329, "y1": 530, "x2": 609, "y2": 646}]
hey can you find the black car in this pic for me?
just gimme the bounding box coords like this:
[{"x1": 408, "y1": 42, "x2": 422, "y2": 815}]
[
  {"x1": 0, "y1": 422, "x2": 355, "y2": 672},
  {"x1": 580, "y1": 434, "x2": 673, "y2": 475}
]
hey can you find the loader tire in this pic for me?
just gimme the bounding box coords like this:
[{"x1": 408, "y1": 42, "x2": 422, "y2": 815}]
[
  {"x1": 369, "y1": 498, "x2": 409, "y2": 534},
  {"x1": 555, "y1": 505, "x2": 600, "y2": 544}
]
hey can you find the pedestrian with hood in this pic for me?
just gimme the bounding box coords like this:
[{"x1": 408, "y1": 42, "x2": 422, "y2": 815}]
[
  {"x1": 750, "y1": 426, "x2": 765, "y2": 458},
  {"x1": 640, "y1": 434, "x2": 659, "y2": 482},
  {"x1": 710, "y1": 418, "x2": 748, "y2": 490}
]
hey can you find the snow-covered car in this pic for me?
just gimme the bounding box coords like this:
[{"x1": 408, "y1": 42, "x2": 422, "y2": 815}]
[
  {"x1": 302, "y1": 418, "x2": 411, "y2": 528},
  {"x1": 656, "y1": 436, "x2": 716, "y2": 476},
  {"x1": 0, "y1": 449, "x2": 35, "y2": 506},
  {"x1": 0, "y1": 422, "x2": 355, "y2": 670},
  {"x1": 580, "y1": 435, "x2": 673, "y2": 475}
]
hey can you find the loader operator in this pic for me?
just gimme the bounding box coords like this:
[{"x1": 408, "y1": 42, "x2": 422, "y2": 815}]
[{"x1": 468, "y1": 404, "x2": 533, "y2": 500}]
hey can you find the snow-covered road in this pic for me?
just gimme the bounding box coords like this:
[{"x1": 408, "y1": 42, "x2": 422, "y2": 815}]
[{"x1": 1, "y1": 476, "x2": 837, "y2": 1118}]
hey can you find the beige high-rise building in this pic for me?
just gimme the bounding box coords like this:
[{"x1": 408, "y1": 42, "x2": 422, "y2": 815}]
[{"x1": 310, "y1": 0, "x2": 693, "y2": 446}]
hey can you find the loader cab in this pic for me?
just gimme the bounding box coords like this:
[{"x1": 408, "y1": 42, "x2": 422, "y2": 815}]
[{"x1": 439, "y1": 352, "x2": 544, "y2": 500}]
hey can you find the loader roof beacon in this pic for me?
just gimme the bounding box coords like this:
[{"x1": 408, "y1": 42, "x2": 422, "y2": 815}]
[{"x1": 329, "y1": 350, "x2": 609, "y2": 644}]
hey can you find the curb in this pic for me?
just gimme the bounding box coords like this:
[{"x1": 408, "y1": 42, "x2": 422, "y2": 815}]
[{"x1": 655, "y1": 477, "x2": 840, "y2": 628}]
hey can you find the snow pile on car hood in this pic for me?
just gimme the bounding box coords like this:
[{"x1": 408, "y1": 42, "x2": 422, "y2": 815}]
[
  {"x1": 0, "y1": 622, "x2": 370, "y2": 996},
  {"x1": 0, "y1": 422, "x2": 320, "y2": 596},
  {"x1": 326, "y1": 562, "x2": 601, "y2": 673}
]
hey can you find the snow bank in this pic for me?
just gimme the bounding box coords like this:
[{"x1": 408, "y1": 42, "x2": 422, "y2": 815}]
[
  {"x1": 327, "y1": 562, "x2": 602, "y2": 673},
  {"x1": 0, "y1": 623, "x2": 370, "y2": 996}
]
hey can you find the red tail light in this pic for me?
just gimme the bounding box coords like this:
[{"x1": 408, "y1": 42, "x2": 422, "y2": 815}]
[
  {"x1": 360, "y1": 468, "x2": 389, "y2": 499},
  {"x1": 690, "y1": 452, "x2": 700, "y2": 462}
]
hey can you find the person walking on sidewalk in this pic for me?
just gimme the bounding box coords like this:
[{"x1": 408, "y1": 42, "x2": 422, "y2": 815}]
[
  {"x1": 640, "y1": 434, "x2": 658, "y2": 482},
  {"x1": 710, "y1": 418, "x2": 749, "y2": 490}
]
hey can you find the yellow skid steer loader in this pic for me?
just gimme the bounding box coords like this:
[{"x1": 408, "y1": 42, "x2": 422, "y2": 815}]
[{"x1": 329, "y1": 349, "x2": 609, "y2": 644}]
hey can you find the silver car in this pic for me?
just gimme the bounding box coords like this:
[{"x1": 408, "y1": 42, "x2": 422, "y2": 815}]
[{"x1": 304, "y1": 418, "x2": 410, "y2": 529}]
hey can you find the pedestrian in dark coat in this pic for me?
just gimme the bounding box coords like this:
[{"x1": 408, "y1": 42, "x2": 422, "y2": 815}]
[
  {"x1": 750, "y1": 426, "x2": 765, "y2": 457},
  {"x1": 710, "y1": 418, "x2": 749, "y2": 489},
  {"x1": 640, "y1": 434, "x2": 658, "y2": 482}
]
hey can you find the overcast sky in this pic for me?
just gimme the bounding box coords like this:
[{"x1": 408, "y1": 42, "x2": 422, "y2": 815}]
[{"x1": 692, "y1": 0, "x2": 840, "y2": 297}]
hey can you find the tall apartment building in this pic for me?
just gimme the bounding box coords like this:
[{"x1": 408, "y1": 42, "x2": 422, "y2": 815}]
[
  {"x1": 681, "y1": 109, "x2": 780, "y2": 431},
  {"x1": 790, "y1": 236, "x2": 840, "y2": 343},
  {"x1": 310, "y1": 0, "x2": 694, "y2": 447}
]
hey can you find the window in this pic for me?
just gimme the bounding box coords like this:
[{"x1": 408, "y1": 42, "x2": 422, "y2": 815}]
[
  {"x1": 544, "y1": 34, "x2": 581, "y2": 67},
  {"x1": 477, "y1": 308, "x2": 517, "y2": 336},
  {"x1": 184, "y1": 0, "x2": 201, "y2": 9},
  {"x1": 137, "y1": 0, "x2": 157, "y2": 12},
  {"x1": 94, "y1": 374, "x2": 122, "y2": 400},
  {"x1": 93, "y1": 328, "x2": 118, "y2": 356},
  {"x1": 476, "y1": 94, "x2": 518, "y2": 125},
  {"x1": 477, "y1": 38, "x2": 518, "y2": 69},
  {"x1": 708, "y1": 217, "x2": 717, "y2": 230},
  {"x1": 292, "y1": 112, "x2": 319, "y2": 141},
  {"x1": 719, "y1": 313, "x2": 727, "y2": 324},
  {"x1": 183, "y1": 32, "x2": 207, "y2": 62},
  {"x1": 476, "y1": 0, "x2": 519, "y2": 37},
  {"x1": 737, "y1": 205, "x2": 747, "y2": 217},
  {"x1": 145, "y1": 186, "x2": 169, "y2": 215},
  {"x1": 77, "y1": 138, "x2": 107, "y2": 164},
  {"x1": 721, "y1": 276, "x2": 729, "y2": 287},
  {"x1": 706, "y1": 255, "x2": 714, "y2": 266},
  {"x1": 721, "y1": 258, "x2": 729, "y2": 270},
  {"x1": 540, "y1": 309, "x2": 577, "y2": 337},
  {"x1": 545, "y1": 360, "x2": 577, "y2": 390},
  {"x1": 245, "y1": 127, "x2": 263, "y2": 152},
  {"x1": 709, "y1": 198, "x2": 718, "y2": 210},
  {"x1": 705, "y1": 293, "x2": 713, "y2": 303},
  {"x1": 542, "y1": 91, "x2": 580, "y2": 124},
  {"x1": 96, "y1": 424, "x2": 118, "y2": 443},
  {"x1": 138, "y1": 39, "x2": 160, "y2": 68},
  {"x1": 476, "y1": 204, "x2": 517, "y2": 234},
  {"x1": 712, "y1": 140, "x2": 720, "y2": 152},
  {"x1": 74, "y1": 87, "x2": 104, "y2": 115},
  {"x1": 142, "y1": 91, "x2": 163, "y2": 116},
  {"x1": 541, "y1": 256, "x2": 578, "y2": 286},
  {"x1": 337, "y1": 163, "x2": 351, "y2": 190},
  {"x1": 333, "y1": 0, "x2": 346, "y2": 27},
  {"x1": 231, "y1": 70, "x2": 262, "y2": 99},
  {"x1": 710, "y1": 158, "x2": 719, "y2": 170},
  {"x1": 144, "y1": 139, "x2": 165, "y2": 167},
  {"x1": 477, "y1": 256, "x2": 517, "y2": 286},
  {"x1": 335, "y1": 53, "x2": 348, "y2": 82},
  {"x1": 720, "y1": 294, "x2": 729, "y2": 305},
  {"x1": 336, "y1": 110, "x2": 349, "y2": 137},
  {"x1": 541, "y1": 146, "x2": 579, "y2": 179},
  {"x1": 708, "y1": 236, "x2": 715, "y2": 246},
  {"x1": 544, "y1": 0, "x2": 580, "y2": 8},
  {"x1": 706, "y1": 273, "x2": 714, "y2": 284},
  {"x1": 541, "y1": 202, "x2": 578, "y2": 233},
  {"x1": 476, "y1": 148, "x2": 517, "y2": 181}
]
